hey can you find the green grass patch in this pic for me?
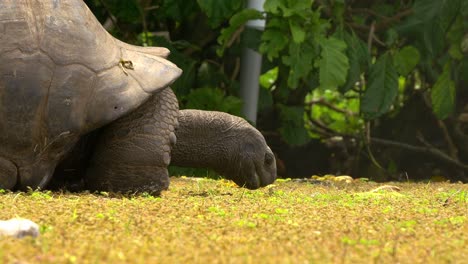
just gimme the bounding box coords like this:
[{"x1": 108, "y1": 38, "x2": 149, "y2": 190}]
[{"x1": 0, "y1": 178, "x2": 468, "y2": 263}]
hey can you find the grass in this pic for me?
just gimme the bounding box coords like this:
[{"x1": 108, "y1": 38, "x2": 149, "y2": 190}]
[{"x1": 0, "y1": 177, "x2": 468, "y2": 263}]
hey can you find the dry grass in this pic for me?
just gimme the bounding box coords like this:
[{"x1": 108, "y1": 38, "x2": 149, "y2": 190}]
[{"x1": 0, "y1": 177, "x2": 468, "y2": 263}]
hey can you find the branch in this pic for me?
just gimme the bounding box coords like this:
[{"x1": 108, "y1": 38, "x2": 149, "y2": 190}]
[
  {"x1": 304, "y1": 107, "x2": 347, "y2": 138},
  {"x1": 347, "y1": 22, "x2": 369, "y2": 32},
  {"x1": 350, "y1": 8, "x2": 389, "y2": 19},
  {"x1": 306, "y1": 99, "x2": 356, "y2": 116},
  {"x1": 369, "y1": 137, "x2": 468, "y2": 174},
  {"x1": 230, "y1": 58, "x2": 241, "y2": 81},
  {"x1": 308, "y1": 118, "x2": 339, "y2": 136},
  {"x1": 367, "y1": 21, "x2": 376, "y2": 52},
  {"x1": 420, "y1": 92, "x2": 459, "y2": 159},
  {"x1": 378, "y1": 9, "x2": 413, "y2": 30},
  {"x1": 372, "y1": 34, "x2": 386, "y2": 47},
  {"x1": 144, "y1": 5, "x2": 160, "y2": 11},
  {"x1": 437, "y1": 120, "x2": 459, "y2": 159},
  {"x1": 304, "y1": 116, "x2": 468, "y2": 176},
  {"x1": 347, "y1": 9, "x2": 413, "y2": 33},
  {"x1": 227, "y1": 25, "x2": 245, "y2": 48}
]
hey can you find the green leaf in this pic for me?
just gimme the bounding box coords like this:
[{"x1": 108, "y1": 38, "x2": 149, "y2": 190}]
[
  {"x1": 217, "y1": 9, "x2": 264, "y2": 56},
  {"x1": 197, "y1": 0, "x2": 243, "y2": 28},
  {"x1": 398, "y1": 0, "x2": 460, "y2": 60},
  {"x1": 264, "y1": 0, "x2": 313, "y2": 17},
  {"x1": 460, "y1": 58, "x2": 468, "y2": 82},
  {"x1": 282, "y1": 41, "x2": 316, "y2": 88},
  {"x1": 422, "y1": 20, "x2": 445, "y2": 58},
  {"x1": 264, "y1": 0, "x2": 282, "y2": 14},
  {"x1": 384, "y1": 29, "x2": 399, "y2": 47},
  {"x1": 289, "y1": 20, "x2": 305, "y2": 43},
  {"x1": 397, "y1": 0, "x2": 444, "y2": 34},
  {"x1": 278, "y1": 105, "x2": 310, "y2": 146},
  {"x1": 463, "y1": 0, "x2": 468, "y2": 22},
  {"x1": 462, "y1": 34, "x2": 468, "y2": 54},
  {"x1": 393, "y1": 46, "x2": 420, "y2": 76},
  {"x1": 104, "y1": 0, "x2": 140, "y2": 23},
  {"x1": 162, "y1": 0, "x2": 199, "y2": 22},
  {"x1": 318, "y1": 37, "x2": 349, "y2": 90},
  {"x1": 260, "y1": 18, "x2": 290, "y2": 61},
  {"x1": 331, "y1": 2, "x2": 345, "y2": 26},
  {"x1": 184, "y1": 88, "x2": 243, "y2": 116},
  {"x1": 447, "y1": 17, "x2": 465, "y2": 60},
  {"x1": 361, "y1": 53, "x2": 399, "y2": 120},
  {"x1": 431, "y1": 64, "x2": 456, "y2": 119},
  {"x1": 439, "y1": 0, "x2": 462, "y2": 31},
  {"x1": 258, "y1": 86, "x2": 274, "y2": 111},
  {"x1": 413, "y1": 0, "x2": 446, "y2": 22},
  {"x1": 341, "y1": 32, "x2": 369, "y2": 93},
  {"x1": 149, "y1": 36, "x2": 197, "y2": 97},
  {"x1": 260, "y1": 67, "x2": 278, "y2": 89},
  {"x1": 283, "y1": 1, "x2": 313, "y2": 18},
  {"x1": 308, "y1": 89, "x2": 363, "y2": 136}
]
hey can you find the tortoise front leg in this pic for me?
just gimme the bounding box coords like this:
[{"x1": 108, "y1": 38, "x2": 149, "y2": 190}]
[{"x1": 84, "y1": 87, "x2": 179, "y2": 195}]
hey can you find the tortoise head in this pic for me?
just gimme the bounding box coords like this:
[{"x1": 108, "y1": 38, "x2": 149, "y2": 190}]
[
  {"x1": 224, "y1": 125, "x2": 277, "y2": 189},
  {"x1": 171, "y1": 110, "x2": 277, "y2": 190},
  {"x1": 226, "y1": 127, "x2": 276, "y2": 190}
]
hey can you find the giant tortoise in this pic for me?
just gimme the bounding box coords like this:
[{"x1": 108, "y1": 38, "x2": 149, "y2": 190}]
[{"x1": 0, "y1": 0, "x2": 276, "y2": 194}]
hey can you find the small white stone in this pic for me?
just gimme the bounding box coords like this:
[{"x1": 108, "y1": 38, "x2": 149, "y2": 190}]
[{"x1": 0, "y1": 218, "x2": 40, "y2": 238}]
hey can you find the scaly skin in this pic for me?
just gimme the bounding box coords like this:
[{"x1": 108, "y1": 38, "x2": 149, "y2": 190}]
[
  {"x1": 171, "y1": 110, "x2": 277, "y2": 189},
  {"x1": 84, "y1": 87, "x2": 179, "y2": 195}
]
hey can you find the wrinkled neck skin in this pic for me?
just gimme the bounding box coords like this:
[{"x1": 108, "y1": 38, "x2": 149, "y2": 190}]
[
  {"x1": 171, "y1": 110, "x2": 276, "y2": 189},
  {"x1": 171, "y1": 110, "x2": 243, "y2": 171}
]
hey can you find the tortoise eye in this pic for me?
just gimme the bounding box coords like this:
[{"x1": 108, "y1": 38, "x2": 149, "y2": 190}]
[{"x1": 264, "y1": 153, "x2": 274, "y2": 166}]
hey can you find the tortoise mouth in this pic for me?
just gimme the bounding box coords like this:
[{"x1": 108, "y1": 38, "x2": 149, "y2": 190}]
[
  {"x1": 233, "y1": 159, "x2": 276, "y2": 190},
  {"x1": 255, "y1": 162, "x2": 277, "y2": 189},
  {"x1": 244, "y1": 172, "x2": 261, "y2": 190}
]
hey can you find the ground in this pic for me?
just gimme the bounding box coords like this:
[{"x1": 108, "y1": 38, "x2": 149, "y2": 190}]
[{"x1": 0, "y1": 177, "x2": 467, "y2": 263}]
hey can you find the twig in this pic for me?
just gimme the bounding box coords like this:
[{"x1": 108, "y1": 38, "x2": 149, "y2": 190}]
[
  {"x1": 363, "y1": 21, "x2": 378, "y2": 169},
  {"x1": 420, "y1": 92, "x2": 459, "y2": 159},
  {"x1": 347, "y1": 22, "x2": 369, "y2": 32},
  {"x1": 227, "y1": 26, "x2": 245, "y2": 49},
  {"x1": 377, "y1": 9, "x2": 413, "y2": 30},
  {"x1": 144, "y1": 5, "x2": 160, "y2": 11},
  {"x1": 138, "y1": 0, "x2": 152, "y2": 46},
  {"x1": 367, "y1": 21, "x2": 376, "y2": 52},
  {"x1": 205, "y1": 59, "x2": 222, "y2": 67},
  {"x1": 416, "y1": 131, "x2": 435, "y2": 149},
  {"x1": 306, "y1": 99, "x2": 356, "y2": 116},
  {"x1": 230, "y1": 58, "x2": 241, "y2": 81},
  {"x1": 304, "y1": 103, "x2": 349, "y2": 137},
  {"x1": 372, "y1": 35, "x2": 386, "y2": 47},
  {"x1": 308, "y1": 119, "x2": 338, "y2": 136},
  {"x1": 437, "y1": 120, "x2": 458, "y2": 158},
  {"x1": 304, "y1": 115, "x2": 468, "y2": 176},
  {"x1": 347, "y1": 9, "x2": 413, "y2": 33},
  {"x1": 369, "y1": 137, "x2": 468, "y2": 173},
  {"x1": 350, "y1": 8, "x2": 389, "y2": 19}
]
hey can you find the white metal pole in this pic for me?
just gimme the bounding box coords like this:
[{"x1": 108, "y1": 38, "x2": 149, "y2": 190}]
[{"x1": 240, "y1": 0, "x2": 265, "y2": 124}]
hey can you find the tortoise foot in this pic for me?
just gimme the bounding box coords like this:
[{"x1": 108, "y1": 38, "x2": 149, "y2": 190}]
[{"x1": 85, "y1": 164, "x2": 169, "y2": 195}]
